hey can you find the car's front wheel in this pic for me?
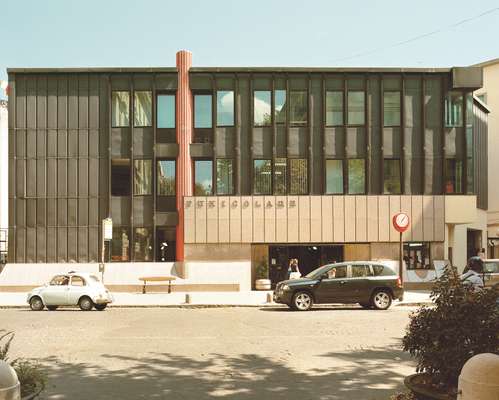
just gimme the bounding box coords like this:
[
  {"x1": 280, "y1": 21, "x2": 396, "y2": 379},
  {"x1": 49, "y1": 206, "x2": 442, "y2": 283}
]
[
  {"x1": 291, "y1": 291, "x2": 314, "y2": 311},
  {"x1": 78, "y1": 296, "x2": 94, "y2": 311},
  {"x1": 29, "y1": 296, "x2": 44, "y2": 311},
  {"x1": 94, "y1": 304, "x2": 107, "y2": 311},
  {"x1": 371, "y1": 290, "x2": 392, "y2": 310}
]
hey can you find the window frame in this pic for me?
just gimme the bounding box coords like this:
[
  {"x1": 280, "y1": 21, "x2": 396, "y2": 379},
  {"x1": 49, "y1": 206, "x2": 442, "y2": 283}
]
[
  {"x1": 193, "y1": 91, "x2": 214, "y2": 129},
  {"x1": 216, "y1": 90, "x2": 235, "y2": 127},
  {"x1": 289, "y1": 90, "x2": 308, "y2": 126},
  {"x1": 274, "y1": 89, "x2": 287, "y2": 125},
  {"x1": 383, "y1": 90, "x2": 401, "y2": 127},
  {"x1": 133, "y1": 90, "x2": 153, "y2": 128},
  {"x1": 252, "y1": 159, "x2": 273, "y2": 195},
  {"x1": 325, "y1": 90, "x2": 344, "y2": 127},
  {"x1": 156, "y1": 158, "x2": 176, "y2": 197},
  {"x1": 404, "y1": 242, "x2": 432, "y2": 270},
  {"x1": 111, "y1": 90, "x2": 130, "y2": 128},
  {"x1": 156, "y1": 91, "x2": 176, "y2": 129},
  {"x1": 346, "y1": 158, "x2": 366, "y2": 195},
  {"x1": 444, "y1": 158, "x2": 464, "y2": 195},
  {"x1": 193, "y1": 158, "x2": 214, "y2": 196},
  {"x1": 215, "y1": 158, "x2": 234, "y2": 196},
  {"x1": 444, "y1": 91, "x2": 464, "y2": 128},
  {"x1": 133, "y1": 226, "x2": 154, "y2": 262},
  {"x1": 324, "y1": 159, "x2": 345, "y2": 195},
  {"x1": 347, "y1": 90, "x2": 366, "y2": 126},
  {"x1": 253, "y1": 90, "x2": 273, "y2": 127},
  {"x1": 111, "y1": 158, "x2": 131, "y2": 197},
  {"x1": 288, "y1": 158, "x2": 309, "y2": 195},
  {"x1": 133, "y1": 159, "x2": 153, "y2": 196}
]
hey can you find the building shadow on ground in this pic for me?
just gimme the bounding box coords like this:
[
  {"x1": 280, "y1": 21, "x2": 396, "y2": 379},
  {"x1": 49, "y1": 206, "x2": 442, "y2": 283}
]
[{"x1": 37, "y1": 346, "x2": 413, "y2": 400}]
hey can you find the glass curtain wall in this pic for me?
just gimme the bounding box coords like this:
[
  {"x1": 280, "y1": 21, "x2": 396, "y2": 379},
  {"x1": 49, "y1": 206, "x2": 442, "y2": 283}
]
[
  {"x1": 326, "y1": 160, "x2": 344, "y2": 194},
  {"x1": 216, "y1": 91, "x2": 234, "y2": 126},
  {"x1": 111, "y1": 91, "x2": 129, "y2": 127},
  {"x1": 134, "y1": 91, "x2": 152, "y2": 127},
  {"x1": 216, "y1": 159, "x2": 233, "y2": 195},
  {"x1": 157, "y1": 160, "x2": 175, "y2": 195},
  {"x1": 134, "y1": 160, "x2": 152, "y2": 195},
  {"x1": 253, "y1": 160, "x2": 272, "y2": 194},
  {"x1": 254, "y1": 91, "x2": 272, "y2": 126}
]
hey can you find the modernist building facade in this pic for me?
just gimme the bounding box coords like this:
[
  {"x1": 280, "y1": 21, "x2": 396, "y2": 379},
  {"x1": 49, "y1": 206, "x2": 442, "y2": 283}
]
[{"x1": 4, "y1": 51, "x2": 489, "y2": 290}]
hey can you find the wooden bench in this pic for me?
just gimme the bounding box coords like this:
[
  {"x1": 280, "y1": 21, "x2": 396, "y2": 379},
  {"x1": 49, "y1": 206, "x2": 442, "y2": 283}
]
[{"x1": 139, "y1": 276, "x2": 176, "y2": 294}]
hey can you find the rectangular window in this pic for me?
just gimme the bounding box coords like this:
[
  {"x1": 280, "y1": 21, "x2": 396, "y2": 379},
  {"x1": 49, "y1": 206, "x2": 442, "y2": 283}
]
[
  {"x1": 111, "y1": 91, "x2": 129, "y2": 127},
  {"x1": 383, "y1": 159, "x2": 401, "y2": 194},
  {"x1": 347, "y1": 91, "x2": 365, "y2": 125},
  {"x1": 157, "y1": 94, "x2": 175, "y2": 128},
  {"x1": 404, "y1": 242, "x2": 431, "y2": 270},
  {"x1": 275, "y1": 90, "x2": 286, "y2": 124},
  {"x1": 445, "y1": 92, "x2": 463, "y2": 127},
  {"x1": 133, "y1": 227, "x2": 153, "y2": 262},
  {"x1": 273, "y1": 158, "x2": 287, "y2": 195},
  {"x1": 383, "y1": 91, "x2": 401, "y2": 126},
  {"x1": 157, "y1": 160, "x2": 175, "y2": 196},
  {"x1": 134, "y1": 91, "x2": 152, "y2": 127},
  {"x1": 194, "y1": 160, "x2": 213, "y2": 195},
  {"x1": 254, "y1": 91, "x2": 272, "y2": 126},
  {"x1": 445, "y1": 159, "x2": 463, "y2": 194},
  {"x1": 133, "y1": 159, "x2": 152, "y2": 195},
  {"x1": 216, "y1": 91, "x2": 234, "y2": 126},
  {"x1": 111, "y1": 159, "x2": 131, "y2": 196},
  {"x1": 347, "y1": 159, "x2": 365, "y2": 194},
  {"x1": 111, "y1": 227, "x2": 130, "y2": 262},
  {"x1": 289, "y1": 159, "x2": 308, "y2": 194},
  {"x1": 326, "y1": 160, "x2": 344, "y2": 194},
  {"x1": 289, "y1": 91, "x2": 307, "y2": 125},
  {"x1": 326, "y1": 91, "x2": 343, "y2": 126},
  {"x1": 194, "y1": 94, "x2": 212, "y2": 128},
  {"x1": 253, "y1": 159, "x2": 272, "y2": 195},
  {"x1": 216, "y1": 159, "x2": 233, "y2": 195}
]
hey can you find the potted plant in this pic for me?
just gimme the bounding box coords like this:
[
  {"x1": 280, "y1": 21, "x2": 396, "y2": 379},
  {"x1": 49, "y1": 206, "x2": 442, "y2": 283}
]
[
  {"x1": 399, "y1": 267, "x2": 498, "y2": 399},
  {"x1": 254, "y1": 259, "x2": 271, "y2": 290}
]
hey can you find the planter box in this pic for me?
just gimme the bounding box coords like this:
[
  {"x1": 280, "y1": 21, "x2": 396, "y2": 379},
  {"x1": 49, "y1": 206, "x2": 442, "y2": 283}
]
[{"x1": 404, "y1": 374, "x2": 456, "y2": 400}]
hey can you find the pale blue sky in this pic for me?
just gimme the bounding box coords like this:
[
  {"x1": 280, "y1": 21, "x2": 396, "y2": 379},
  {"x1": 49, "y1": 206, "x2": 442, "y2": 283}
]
[{"x1": 1, "y1": 0, "x2": 499, "y2": 99}]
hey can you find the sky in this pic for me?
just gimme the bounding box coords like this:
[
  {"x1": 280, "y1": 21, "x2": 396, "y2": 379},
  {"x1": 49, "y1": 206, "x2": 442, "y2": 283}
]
[{"x1": 1, "y1": 0, "x2": 499, "y2": 100}]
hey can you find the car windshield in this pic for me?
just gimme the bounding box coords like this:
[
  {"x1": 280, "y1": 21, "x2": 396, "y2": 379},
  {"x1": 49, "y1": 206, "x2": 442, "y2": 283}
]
[
  {"x1": 50, "y1": 275, "x2": 69, "y2": 286},
  {"x1": 305, "y1": 264, "x2": 335, "y2": 279}
]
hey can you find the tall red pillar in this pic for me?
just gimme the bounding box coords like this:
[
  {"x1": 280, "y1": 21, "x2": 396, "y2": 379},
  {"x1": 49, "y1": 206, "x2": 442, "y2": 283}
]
[{"x1": 175, "y1": 50, "x2": 193, "y2": 261}]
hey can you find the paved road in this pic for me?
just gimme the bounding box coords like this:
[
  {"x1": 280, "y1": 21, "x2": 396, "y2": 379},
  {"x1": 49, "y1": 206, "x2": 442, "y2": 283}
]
[{"x1": 1, "y1": 306, "x2": 417, "y2": 399}]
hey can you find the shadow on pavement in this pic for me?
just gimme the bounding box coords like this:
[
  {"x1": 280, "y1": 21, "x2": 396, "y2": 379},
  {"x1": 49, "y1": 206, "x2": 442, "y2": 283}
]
[{"x1": 38, "y1": 347, "x2": 412, "y2": 400}]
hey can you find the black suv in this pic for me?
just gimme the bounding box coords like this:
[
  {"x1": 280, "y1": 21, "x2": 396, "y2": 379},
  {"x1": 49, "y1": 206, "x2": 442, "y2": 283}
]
[{"x1": 273, "y1": 262, "x2": 404, "y2": 311}]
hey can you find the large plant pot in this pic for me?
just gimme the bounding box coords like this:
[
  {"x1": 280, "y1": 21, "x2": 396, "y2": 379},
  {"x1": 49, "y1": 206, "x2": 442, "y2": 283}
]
[
  {"x1": 255, "y1": 279, "x2": 271, "y2": 291},
  {"x1": 404, "y1": 374, "x2": 456, "y2": 400}
]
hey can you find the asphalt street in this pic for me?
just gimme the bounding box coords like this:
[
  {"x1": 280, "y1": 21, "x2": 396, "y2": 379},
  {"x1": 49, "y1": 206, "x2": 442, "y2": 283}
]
[{"x1": 1, "y1": 306, "x2": 418, "y2": 399}]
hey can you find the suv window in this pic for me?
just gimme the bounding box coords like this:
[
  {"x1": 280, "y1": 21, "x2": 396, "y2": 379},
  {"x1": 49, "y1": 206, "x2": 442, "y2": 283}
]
[
  {"x1": 50, "y1": 275, "x2": 69, "y2": 286},
  {"x1": 71, "y1": 276, "x2": 86, "y2": 286},
  {"x1": 351, "y1": 265, "x2": 373, "y2": 278},
  {"x1": 327, "y1": 265, "x2": 347, "y2": 279}
]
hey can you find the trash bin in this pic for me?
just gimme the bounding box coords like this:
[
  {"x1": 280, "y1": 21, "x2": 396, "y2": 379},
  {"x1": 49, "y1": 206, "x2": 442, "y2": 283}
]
[{"x1": 0, "y1": 360, "x2": 20, "y2": 400}]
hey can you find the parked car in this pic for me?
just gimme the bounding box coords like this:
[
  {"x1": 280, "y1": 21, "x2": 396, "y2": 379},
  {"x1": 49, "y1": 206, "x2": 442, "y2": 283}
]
[
  {"x1": 27, "y1": 272, "x2": 113, "y2": 311},
  {"x1": 273, "y1": 261, "x2": 404, "y2": 311},
  {"x1": 483, "y1": 259, "x2": 499, "y2": 287}
]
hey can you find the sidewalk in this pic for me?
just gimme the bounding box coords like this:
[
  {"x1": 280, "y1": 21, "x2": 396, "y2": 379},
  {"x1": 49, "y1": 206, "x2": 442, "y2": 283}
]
[{"x1": 0, "y1": 290, "x2": 432, "y2": 308}]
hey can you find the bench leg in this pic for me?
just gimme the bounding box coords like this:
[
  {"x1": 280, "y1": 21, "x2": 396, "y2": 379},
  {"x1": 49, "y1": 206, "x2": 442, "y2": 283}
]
[
  {"x1": 142, "y1": 282, "x2": 146, "y2": 294},
  {"x1": 168, "y1": 280, "x2": 172, "y2": 294}
]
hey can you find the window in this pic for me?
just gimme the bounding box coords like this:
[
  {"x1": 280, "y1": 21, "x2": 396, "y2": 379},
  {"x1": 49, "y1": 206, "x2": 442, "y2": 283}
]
[
  {"x1": 134, "y1": 91, "x2": 152, "y2": 127},
  {"x1": 274, "y1": 158, "x2": 287, "y2": 195},
  {"x1": 383, "y1": 91, "x2": 401, "y2": 126},
  {"x1": 70, "y1": 276, "x2": 85, "y2": 286},
  {"x1": 111, "y1": 227, "x2": 130, "y2": 262},
  {"x1": 157, "y1": 160, "x2": 175, "y2": 196},
  {"x1": 157, "y1": 94, "x2": 175, "y2": 128},
  {"x1": 194, "y1": 94, "x2": 212, "y2": 128},
  {"x1": 384, "y1": 159, "x2": 401, "y2": 194},
  {"x1": 351, "y1": 265, "x2": 373, "y2": 278},
  {"x1": 347, "y1": 159, "x2": 365, "y2": 194},
  {"x1": 326, "y1": 91, "x2": 343, "y2": 126},
  {"x1": 134, "y1": 227, "x2": 153, "y2": 262},
  {"x1": 347, "y1": 91, "x2": 365, "y2": 125},
  {"x1": 326, "y1": 160, "x2": 344, "y2": 194},
  {"x1": 327, "y1": 265, "x2": 347, "y2": 279},
  {"x1": 111, "y1": 91, "x2": 129, "y2": 127},
  {"x1": 254, "y1": 91, "x2": 271, "y2": 126},
  {"x1": 50, "y1": 275, "x2": 69, "y2": 286},
  {"x1": 194, "y1": 160, "x2": 213, "y2": 195},
  {"x1": 404, "y1": 242, "x2": 431, "y2": 270},
  {"x1": 289, "y1": 91, "x2": 307, "y2": 125},
  {"x1": 445, "y1": 92, "x2": 463, "y2": 127},
  {"x1": 275, "y1": 90, "x2": 286, "y2": 124},
  {"x1": 466, "y1": 94, "x2": 474, "y2": 194},
  {"x1": 289, "y1": 159, "x2": 308, "y2": 194},
  {"x1": 445, "y1": 159, "x2": 463, "y2": 194},
  {"x1": 111, "y1": 159, "x2": 131, "y2": 196},
  {"x1": 217, "y1": 91, "x2": 234, "y2": 126},
  {"x1": 253, "y1": 159, "x2": 272, "y2": 195},
  {"x1": 134, "y1": 160, "x2": 152, "y2": 195},
  {"x1": 216, "y1": 159, "x2": 233, "y2": 195}
]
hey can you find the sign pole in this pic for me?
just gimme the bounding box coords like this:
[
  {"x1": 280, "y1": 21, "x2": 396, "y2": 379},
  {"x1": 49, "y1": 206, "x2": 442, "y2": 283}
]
[
  {"x1": 101, "y1": 218, "x2": 113, "y2": 283},
  {"x1": 399, "y1": 231, "x2": 403, "y2": 286},
  {"x1": 392, "y1": 212, "x2": 410, "y2": 287}
]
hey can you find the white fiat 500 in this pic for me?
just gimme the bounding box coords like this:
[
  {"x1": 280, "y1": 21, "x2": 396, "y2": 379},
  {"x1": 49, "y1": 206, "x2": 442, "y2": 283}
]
[{"x1": 27, "y1": 272, "x2": 113, "y2": 311}]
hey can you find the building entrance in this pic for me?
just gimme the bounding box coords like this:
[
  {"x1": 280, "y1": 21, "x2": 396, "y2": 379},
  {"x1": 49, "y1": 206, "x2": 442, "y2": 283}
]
[{"x1": 268, "y1": 245, "x2": 344, "y2": 288}]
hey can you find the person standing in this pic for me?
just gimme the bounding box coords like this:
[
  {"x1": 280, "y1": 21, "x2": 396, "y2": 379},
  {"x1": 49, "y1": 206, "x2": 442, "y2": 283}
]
[
  {"x1": 288, "y1": 258, "x2": 301, "y2": 280},
  {"x1": 461, "y1": 256, "x2": 485, "y2": 291}
]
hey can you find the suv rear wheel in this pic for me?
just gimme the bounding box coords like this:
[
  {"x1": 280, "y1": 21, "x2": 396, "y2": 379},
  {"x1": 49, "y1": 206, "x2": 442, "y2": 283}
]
[
  {"x1": 291, "y1": 291, "x2": 314, "y2": 311},
  {"x1": 371, "y1": 290, "x2": 392, "y2": 310}
]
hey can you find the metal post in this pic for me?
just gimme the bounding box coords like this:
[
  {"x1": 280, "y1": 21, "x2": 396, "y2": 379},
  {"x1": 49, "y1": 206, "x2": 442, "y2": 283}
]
[{"x1": 399, "y1": 231, "x2": 403, "y2": 285}]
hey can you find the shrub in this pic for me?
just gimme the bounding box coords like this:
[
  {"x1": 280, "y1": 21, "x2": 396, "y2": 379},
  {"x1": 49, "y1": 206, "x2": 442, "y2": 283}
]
[
  {"x1": 402, "y1": 266, "x2": 499, "y2": 388},
  {"x1": 255, "y1": 260, "x2": 269, "y2": 280}
]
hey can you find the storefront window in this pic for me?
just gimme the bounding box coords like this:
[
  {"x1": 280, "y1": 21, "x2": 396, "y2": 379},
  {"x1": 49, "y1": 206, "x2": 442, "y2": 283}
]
[
  {"x1": 157, "y1": 160, "x2": 175, "y2": 196},
  {"x1": 383, "y1": 159, "x2": 401, "y2": 194},
  {"x1": 111, "y1": 227, "x2": 130, "y2": 262},
  {"x1": 194, "y1": 94, "x2": 212, "y2": 128},
  {"x1": 134, "y1": 91, "x2": 152, "y2": 127},
  {"x1": 445, "y1": 158, "x2": 463, "y2": 194},
  {"x1": 134, "y1": 227, "x2": 153, "y2": 262},
  {"x1": 273, "y1": 158, "x2": 287, "y2": 195},
  {"x1": 404, "y1": 242, "x2": 432, "y2": 270},
  {"x1": 254, "y1": 91, "x2": 271, "y2": 126},
  {"x1": 383, "y1": 91, "x2": 401, "y2": 126},
  {"x1": 194, "y1": 160, "x2": 213, "y2": 195},
  {"x1": 275, "y1": 90, "x2": 286, "y2": 124},
  {"x1": 347, "y1": 159, "x2": 365, "y2": 194},
  {"x1": 289, "y1": 159, "x2": 308, "y2": 194},
  {"x1": 216, "y1": 159, "x2": 233, "y2": 195},
  {"x1": 289, "y1": 91, "x2": 307, "y2": 125},
  {"x1": 133, "y1": 159, "x2": 152, "y2": 195},
  {"x1": 157, "y1": 94, "x2": 175, "y2": 128},
  {"x1": 445, "y1": 92, "x2": 463, "y2": 127},
  {"x1": 216, "y1": 91, "x2": 234, "y2": 126},
  {"x1": 326, "y1": 91, "x2": 343, "y2": 126},
  {"x1": 111, "y1": 91, "x2": 129, "y2": 127},
  {"x1": 347, "y1": 91, "x2": 365, "y2": 125},
  {"x1": 253, "y1": 159, "x2": 272, "y2": 195},
  {"x1": 326, "y1": 160, "x2": 343, "y2": 194}
]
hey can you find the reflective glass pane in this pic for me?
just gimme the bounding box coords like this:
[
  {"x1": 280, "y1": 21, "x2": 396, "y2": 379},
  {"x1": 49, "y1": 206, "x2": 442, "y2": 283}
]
[
  {"x1": 194, "y1": 160, "x2": 213, "y2": 195},
  {"x1": 445, "y1": 92, "x2": 463, "y2": 127},
  {"x1": 289, "y1": 91, "x2": 307, "y2": 125},
  {"x1": 111, "y1": 91, "x2": 129, "y2": 127},
  {"x1": 217, "y1": 91, "x2": 234, "y2": 126},
  {"x1": 348, "y1": 159, "x2": 365, "y2": 194},
  {"x1": 134, "y1": 227, "x2": 153, "y2": 262},
  {"x1": 254, "y1": 91, "x2": 271, "y2": 126},
  {"x1": 445, "y1": 159, "x2": 463, "y2": 194},
  {"x1": 274, "y1": 158, "x2": 287, "y2": 195},
  {"x1": 347, "y1": 91, "x2": 365, "y2": 125},
  {"x1": 134, "y1": 91, "x2": 152, "y2": 127},
  {"x1": 157, "y1": 94, "x2": 175, "y2": 128},
  {"x1": 289, "y1": 159, "x2": 308, "y2": 194},
  {"x1": 111, "y1": 227, "x2": 130, "y2": 262},
  {"x1": 326, "y1": 160, "x2": 343, "y2": 194},
  {"x1": 253, "y1": 159, "x2": 272, "y2": 195},
  {"x1": 133, "y1": 159, "x2": 152, "y2": 195},
  {"x1": 275, "y1": 90, "x2": 286, "y2": 124},
  {"x1": 157, "y1": 160, "x2": 175, "y2": 196},
  {"x1": 383, "y1": 91, "x2": 401, "y2": 126},
  {"x1": 216, "y1": 159, "x2": 233, "y2": 195},
  {"x1": 326, "y1": 91, "x2": 343, "y2": 126},
  {"x1": 466, "y1": 127, "x2": 474, "y2": 194},
  {"x1": 383, "y1": 159, "x2": 401, "y2": 194},
  {"x1": 194, "y1": 95, "x2": 212, "y2": 128},
  {"x1": 111, "y1": 159, "x2": 131, "y2": 196}
]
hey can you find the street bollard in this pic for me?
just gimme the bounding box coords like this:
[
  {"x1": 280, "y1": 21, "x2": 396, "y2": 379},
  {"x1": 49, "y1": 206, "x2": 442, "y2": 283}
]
[
  {"x1": 458, "y1": 353, "x2": 499, "y2": 400},
  {"x1": 266, "y1": 293, "x2": 273, "y2": 303},
  {"x1": 0, "y1": 360, "x2": 20, "y2": 400},
  {"x1": 185, "y1": 294, "x2": 191, "y2": 304}
]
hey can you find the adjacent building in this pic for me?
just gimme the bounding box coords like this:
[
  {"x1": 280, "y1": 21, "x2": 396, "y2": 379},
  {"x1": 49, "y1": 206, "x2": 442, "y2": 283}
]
[
  {"x1": 0, "y1": 100, "x2": 7, "y2": 263},
  {"x1": 2, "y1": 51, "x2": 489, "y2": 290}
]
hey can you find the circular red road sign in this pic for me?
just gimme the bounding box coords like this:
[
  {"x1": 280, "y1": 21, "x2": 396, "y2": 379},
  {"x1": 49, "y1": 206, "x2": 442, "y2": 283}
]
[{"x1": 393, "y1": 212, "x2": 410, "y2": 233}]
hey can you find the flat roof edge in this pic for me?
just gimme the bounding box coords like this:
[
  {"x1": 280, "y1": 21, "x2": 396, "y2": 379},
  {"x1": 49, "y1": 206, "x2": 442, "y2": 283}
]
[
  {"x1": 189, "y1": 67, "x2": 452, "y2": 73},
  {"x1": 7, "y1": 67, "x2": 178, "y2": 74}
]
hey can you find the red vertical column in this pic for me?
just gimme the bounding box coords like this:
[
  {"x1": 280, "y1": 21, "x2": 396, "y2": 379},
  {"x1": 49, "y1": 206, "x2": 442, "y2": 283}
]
[{"x1": 176, "y1": 50, "x2": 193, "y2": 261}]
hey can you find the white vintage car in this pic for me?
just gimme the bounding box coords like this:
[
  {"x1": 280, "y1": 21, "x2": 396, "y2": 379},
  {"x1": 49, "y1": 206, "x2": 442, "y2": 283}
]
[{"x1": 27, "y1": 272, "x2": 113, "y2": 311}]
